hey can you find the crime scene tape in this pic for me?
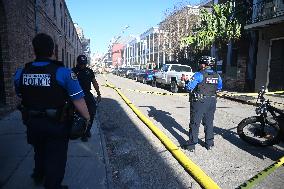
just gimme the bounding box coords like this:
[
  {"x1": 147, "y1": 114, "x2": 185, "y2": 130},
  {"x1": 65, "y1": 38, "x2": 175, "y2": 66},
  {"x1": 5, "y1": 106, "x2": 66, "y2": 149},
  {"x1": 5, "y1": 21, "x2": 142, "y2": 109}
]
[
  {"x1": 218, "y1": 92, "x2": 284, "y2": 108},
  {"x1": 237, "y1": 156, "x2": 284, "y2": 189},
  {"x1": 105, "y1": 82, "x2": 221, "y2": 189},
  {"x1": 101, "y1": 74, "x2": 283, "y2": 108},
  {"x1": 101, "y1": 84, "x2": 188, "y2": 96}
]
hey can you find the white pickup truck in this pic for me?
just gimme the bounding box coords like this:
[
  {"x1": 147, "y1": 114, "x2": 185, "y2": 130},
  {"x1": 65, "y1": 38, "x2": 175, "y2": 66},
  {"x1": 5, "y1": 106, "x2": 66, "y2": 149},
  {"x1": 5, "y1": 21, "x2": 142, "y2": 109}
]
[{"x1": 152, "y1": 64, "x2": 194, "y2": 93}]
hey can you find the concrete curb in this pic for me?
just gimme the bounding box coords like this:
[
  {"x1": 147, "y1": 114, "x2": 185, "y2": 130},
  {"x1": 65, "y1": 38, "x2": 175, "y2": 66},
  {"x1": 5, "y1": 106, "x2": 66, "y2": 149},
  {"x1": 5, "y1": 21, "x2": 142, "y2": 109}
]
[{"x1": 96, "y1": 111, "x2": 114, "y2": 189}]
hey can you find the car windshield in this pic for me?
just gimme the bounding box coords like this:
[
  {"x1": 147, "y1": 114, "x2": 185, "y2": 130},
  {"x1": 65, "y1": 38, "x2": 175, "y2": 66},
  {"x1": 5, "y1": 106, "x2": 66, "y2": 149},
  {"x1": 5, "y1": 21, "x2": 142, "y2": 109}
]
[{"x1": 170, "y1": 65, "x2": 192, "y2": 72}]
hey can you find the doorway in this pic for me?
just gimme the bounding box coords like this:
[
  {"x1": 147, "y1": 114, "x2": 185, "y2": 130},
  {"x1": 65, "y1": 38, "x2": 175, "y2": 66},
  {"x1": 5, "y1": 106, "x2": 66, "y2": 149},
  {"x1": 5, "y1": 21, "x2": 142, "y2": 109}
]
[{"x1": 268, "y1": 38, "x2": 284, "y2": 91}]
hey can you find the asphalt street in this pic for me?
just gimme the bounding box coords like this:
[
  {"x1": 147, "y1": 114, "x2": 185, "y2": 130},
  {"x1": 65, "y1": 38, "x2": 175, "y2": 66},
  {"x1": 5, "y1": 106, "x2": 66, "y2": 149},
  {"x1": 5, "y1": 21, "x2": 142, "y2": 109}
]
[{"x1": 96, "y1": 73, "x2": 284, "y2": 189}]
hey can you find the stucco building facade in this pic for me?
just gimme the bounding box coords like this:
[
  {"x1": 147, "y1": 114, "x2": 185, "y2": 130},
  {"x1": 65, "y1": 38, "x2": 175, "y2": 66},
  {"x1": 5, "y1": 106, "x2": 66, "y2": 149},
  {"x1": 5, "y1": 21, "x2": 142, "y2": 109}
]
[{"x1": 245, "y1": 0, "x2": 284, "y2": 91}]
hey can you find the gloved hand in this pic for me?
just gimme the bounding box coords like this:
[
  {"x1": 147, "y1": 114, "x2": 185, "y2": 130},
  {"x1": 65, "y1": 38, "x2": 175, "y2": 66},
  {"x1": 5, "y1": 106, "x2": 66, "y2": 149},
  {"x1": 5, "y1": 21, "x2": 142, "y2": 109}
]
[{"x1": 96, "y1": 94, "x2": 101, "y2": 103}]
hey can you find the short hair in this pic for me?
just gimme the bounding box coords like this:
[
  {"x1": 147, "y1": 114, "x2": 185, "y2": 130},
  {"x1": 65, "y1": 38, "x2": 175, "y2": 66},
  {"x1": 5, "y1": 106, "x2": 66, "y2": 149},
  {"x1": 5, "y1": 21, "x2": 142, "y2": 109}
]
[{"x1": 32, "y1": 33, "x2": 54, "y2": 58}]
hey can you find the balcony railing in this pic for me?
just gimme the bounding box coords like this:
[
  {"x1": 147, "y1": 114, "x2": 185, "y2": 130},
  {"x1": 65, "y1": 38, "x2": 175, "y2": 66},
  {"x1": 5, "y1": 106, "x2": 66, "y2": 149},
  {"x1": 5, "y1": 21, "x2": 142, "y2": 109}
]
[{"x1": 247, "y1": 0, "x2": 284, "y2": 24}]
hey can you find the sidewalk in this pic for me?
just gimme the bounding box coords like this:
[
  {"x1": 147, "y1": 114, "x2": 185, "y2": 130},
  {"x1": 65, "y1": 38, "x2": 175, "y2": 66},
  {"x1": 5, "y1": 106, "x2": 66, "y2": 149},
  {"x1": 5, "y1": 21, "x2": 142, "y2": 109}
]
[
  {"x1": 218, "y1": 91, "x2": 284, "y2": 111},
  {"x1": 0, "y1": 111, "x2": 112, "y2": 189}
]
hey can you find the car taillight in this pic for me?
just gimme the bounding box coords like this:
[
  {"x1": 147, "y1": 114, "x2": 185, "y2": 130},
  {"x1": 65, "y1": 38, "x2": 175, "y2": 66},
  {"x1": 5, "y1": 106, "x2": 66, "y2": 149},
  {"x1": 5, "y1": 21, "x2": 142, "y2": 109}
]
[
  {"x1": 181, "y1": 74, "x2": 189, "y2": 81},
  {"x1": 181, "y1": 74, "x2": 185, "y2": 81}
]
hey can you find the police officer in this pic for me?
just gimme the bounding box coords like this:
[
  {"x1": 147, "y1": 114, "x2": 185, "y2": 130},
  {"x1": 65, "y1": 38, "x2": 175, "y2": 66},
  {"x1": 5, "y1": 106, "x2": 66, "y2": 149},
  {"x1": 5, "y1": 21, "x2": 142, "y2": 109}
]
[
  {"x1": 185, "y1": 56, "x2": 222, "y2": 152},
  {"x1": 14, "y1": 33, "x2": 90, "y2": 189},
  {"x1": 72, "y1": 55, "x2": 101, "y2": 142}
]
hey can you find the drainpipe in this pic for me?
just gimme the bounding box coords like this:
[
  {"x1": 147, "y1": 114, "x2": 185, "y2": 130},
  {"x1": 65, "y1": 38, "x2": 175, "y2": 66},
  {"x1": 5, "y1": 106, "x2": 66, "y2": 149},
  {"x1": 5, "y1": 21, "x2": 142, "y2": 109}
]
[{"x1": 34, "y1": 0, "x2": 38, "y2": 34}]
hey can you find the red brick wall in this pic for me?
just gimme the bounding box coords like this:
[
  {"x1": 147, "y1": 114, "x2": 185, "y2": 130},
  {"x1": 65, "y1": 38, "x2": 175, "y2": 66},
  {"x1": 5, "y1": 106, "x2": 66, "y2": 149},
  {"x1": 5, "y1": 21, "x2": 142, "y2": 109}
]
[
  {"x1": 0, "y1": 0, "x2": 83, "y2": 113},
  {"x1": 112, "y1": 43, "x2": 124, "y2": 67}
]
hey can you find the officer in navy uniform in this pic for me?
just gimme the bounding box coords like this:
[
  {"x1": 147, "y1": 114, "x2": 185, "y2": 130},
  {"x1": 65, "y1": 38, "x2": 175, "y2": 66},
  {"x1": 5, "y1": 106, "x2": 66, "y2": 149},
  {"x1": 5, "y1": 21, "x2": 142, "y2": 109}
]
[
  {"x1": 72, "y1": 55, "x2": 101, "y2": 142},
  {"x1": 185, "y1": 56, "x2": 222, "y2": 152},
  {"x1": 14, "y1": 33, "x2": 90, "y2": 189}
]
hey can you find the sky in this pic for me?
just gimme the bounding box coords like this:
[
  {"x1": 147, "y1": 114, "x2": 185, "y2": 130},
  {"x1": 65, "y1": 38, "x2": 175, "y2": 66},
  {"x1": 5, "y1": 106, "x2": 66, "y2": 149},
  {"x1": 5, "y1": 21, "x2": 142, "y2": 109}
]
[{"x1": 65, "y1": 0, "x2": 201, "y2": 55}]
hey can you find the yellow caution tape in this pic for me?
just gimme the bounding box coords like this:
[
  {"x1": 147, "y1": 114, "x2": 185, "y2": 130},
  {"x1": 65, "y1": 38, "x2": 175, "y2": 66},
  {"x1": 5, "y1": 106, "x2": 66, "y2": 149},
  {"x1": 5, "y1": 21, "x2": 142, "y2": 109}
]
[
  {"x1": 105, "y1": 82, "x2": 220, "y2": 189},
  {"x1": 101, "y1": 84, "x2": 188, "y2": 96},
  {"x1": 218, "y1": 91, "x2": 284, "y2": 97},
  {"x1": 237, "y1": 156, "x2": 284, "y2": 189},
  {"x1": 101, "y1": 84, "x2": 284, "y2": 108}
]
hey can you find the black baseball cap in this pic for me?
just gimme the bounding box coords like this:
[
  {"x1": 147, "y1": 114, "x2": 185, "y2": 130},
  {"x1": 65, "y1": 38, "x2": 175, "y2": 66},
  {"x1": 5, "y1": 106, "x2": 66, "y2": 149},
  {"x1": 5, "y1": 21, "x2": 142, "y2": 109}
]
[{"x1": 77, "y1": 55, "x2": 88, "y2": 65}]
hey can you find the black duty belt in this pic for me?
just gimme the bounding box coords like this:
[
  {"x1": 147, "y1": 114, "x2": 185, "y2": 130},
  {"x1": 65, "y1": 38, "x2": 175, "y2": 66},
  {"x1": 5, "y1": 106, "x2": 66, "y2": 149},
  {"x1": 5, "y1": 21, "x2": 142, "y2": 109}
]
[{"x1": 28, "y1": 109, "x2": 58, "y2": 119}]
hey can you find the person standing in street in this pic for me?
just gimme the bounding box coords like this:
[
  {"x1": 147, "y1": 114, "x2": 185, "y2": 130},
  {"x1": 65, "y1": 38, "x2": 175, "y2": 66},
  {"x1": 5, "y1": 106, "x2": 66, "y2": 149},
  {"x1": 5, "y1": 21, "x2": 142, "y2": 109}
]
[
  {"x1": 14, "y1": 33, "x2": 90, "y2": 189},
  {"x1": 185, "y1": 56, "x2": 222, "y2": 152},
  {"x1": 72, "y1": 55, "x2": 101, "y2": 142}
]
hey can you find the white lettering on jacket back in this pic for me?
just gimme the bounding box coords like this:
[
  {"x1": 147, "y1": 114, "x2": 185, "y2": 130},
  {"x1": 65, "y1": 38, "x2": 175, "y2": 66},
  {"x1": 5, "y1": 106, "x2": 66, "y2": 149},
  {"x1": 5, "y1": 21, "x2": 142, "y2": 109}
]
[{"x1": 22, "y1": 74, "x2": 51, "y2": 86}]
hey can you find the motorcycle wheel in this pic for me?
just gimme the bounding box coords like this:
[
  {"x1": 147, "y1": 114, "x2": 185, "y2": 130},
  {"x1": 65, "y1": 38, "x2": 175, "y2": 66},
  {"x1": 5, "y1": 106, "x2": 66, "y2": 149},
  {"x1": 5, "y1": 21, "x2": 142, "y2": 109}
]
[{"x1": 237, "y1": 116, "x2": 281, "y2": 146}]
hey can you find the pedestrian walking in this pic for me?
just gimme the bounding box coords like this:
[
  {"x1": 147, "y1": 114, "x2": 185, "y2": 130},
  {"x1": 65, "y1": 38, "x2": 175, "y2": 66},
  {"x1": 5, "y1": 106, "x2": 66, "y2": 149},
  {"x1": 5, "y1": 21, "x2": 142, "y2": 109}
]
[
  {"x1": 72, "y1": 55, "x2": 101, "y2": 142},
  {"x1": 185, "y1": 56, "x2": 222, "y2": 152},
  {"x1": 14, "y1": 33, "x2": 90, "y2": 189}
]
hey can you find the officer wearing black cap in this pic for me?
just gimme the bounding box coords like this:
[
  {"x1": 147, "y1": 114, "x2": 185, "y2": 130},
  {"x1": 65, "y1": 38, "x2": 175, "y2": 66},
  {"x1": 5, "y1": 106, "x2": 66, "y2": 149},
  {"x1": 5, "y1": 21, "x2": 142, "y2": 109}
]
[
  {"x1": 185, "y1": 56, "x2": 222, "y2": 152},
  {"x1": 14, "y1": 33, "x2": 90, "y2": 189},
  {"x1": 72, "y1": 55, "x2": 101, "y2": 142}
]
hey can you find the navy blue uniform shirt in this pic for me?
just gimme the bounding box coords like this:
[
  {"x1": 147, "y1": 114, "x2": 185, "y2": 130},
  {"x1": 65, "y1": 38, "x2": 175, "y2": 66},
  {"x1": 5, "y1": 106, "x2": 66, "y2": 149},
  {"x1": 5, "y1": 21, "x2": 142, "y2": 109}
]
[
  {"x1": 185, "y1": 68, "x2": 222, "y2": 92},
  {"x1": 14, "y1": 61, "x2": 84, "y2": 100}
]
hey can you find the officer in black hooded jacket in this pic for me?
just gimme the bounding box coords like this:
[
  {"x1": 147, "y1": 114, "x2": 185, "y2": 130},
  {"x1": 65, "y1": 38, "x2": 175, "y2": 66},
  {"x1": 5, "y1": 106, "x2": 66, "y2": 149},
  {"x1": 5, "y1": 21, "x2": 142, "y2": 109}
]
[{"x1": 72, "y1": 55, "x2": 101, "y2": 142}]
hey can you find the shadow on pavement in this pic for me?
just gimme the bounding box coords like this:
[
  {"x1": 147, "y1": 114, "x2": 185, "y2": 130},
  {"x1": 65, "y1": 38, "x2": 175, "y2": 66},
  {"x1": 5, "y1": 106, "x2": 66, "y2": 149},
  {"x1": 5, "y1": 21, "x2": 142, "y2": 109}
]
[
  {"x1": 139, "y1": 105, "x2": 188, "y2": 147},
  {"x1": 99, "y1": 98, "x2": 192, "y2": 189},
  {"x1": 214, "y1": 126, "x2": 284, "y2": 161},
  {"x1": 0, "y1": 110, "x2": 108, "y2": 189}
]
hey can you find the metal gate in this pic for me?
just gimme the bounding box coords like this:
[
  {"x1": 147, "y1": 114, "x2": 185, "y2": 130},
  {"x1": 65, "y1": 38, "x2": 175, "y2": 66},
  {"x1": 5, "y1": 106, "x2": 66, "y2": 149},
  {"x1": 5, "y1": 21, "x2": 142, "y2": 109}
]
[{"x1": 268, "y1": 38, "x2": 284, "y2": 91}]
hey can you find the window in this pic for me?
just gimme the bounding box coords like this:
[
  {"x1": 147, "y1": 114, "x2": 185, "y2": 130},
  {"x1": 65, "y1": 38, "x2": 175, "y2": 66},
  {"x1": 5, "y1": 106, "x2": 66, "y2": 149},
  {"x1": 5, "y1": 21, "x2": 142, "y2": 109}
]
[
  {"x1": 55, "y1": 44, "x2": 58, "y2": 60},
  {"x1": 64, "y1": 14, "x2": 67, "y2": 33},
  {"x1": 231, "y1": 48, "x2": 238, "y2": 67},
  {"x1": 66, "y1": 52, "x2": 69, "y2": 67},
  {"x1": 69, "y1": 53, "x2": 72, "y2": 68},
  {"x1": 62, "y1": 49, "x2": 64, "y2": 64},
  {"x1": 170, "y1": 65, "x2": 192, "y2": 72},
  {"x1": 69, "y1": 21, "x2": 71, "y2": 38},
  {"x1": 60, "y1": 3, "x2": 63, "y2": 27},
  {"x1": 53, "y1": 0, "x2": 56, "y2": 18}
]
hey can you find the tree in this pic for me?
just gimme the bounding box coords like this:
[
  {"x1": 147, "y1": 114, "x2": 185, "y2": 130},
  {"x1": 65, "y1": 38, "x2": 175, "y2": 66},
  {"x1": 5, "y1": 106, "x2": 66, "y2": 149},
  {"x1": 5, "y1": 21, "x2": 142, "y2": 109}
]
[
  {"x1": 182, "y1": 1, "x2": 242, "y2": 52},
  {"x1": 159, "y1": 3, "x2": 199, "y2": 61}
]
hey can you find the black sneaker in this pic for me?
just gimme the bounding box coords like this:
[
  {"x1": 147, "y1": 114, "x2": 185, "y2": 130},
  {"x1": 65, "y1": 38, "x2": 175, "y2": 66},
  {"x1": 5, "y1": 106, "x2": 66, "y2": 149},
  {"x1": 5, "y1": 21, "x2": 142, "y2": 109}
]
[
  {"x1": 60, "y1": 185, "x2": 69, "y2": 189},
  {"x1": 85, "y1": 131, "x2": 91, "y2": 138},
  {"x1": 30, "y1": 172, "x2": 44, "y2": 185},
  {"x1": 206, "y1": 145, "x2": 214, "y2": 151},
  {"x1": 186, "y1": 145, "x2": 195, "y2": 152},
  {"x1": 81, "y1": 136, "x2": 88, "y2": 142}
]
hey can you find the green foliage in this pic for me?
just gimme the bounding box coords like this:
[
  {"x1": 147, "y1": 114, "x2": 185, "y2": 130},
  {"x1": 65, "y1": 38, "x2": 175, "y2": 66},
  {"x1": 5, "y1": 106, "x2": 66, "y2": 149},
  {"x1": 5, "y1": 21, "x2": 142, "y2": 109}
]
[{"x1": 182, "y1": 1, "x2": 242, "y2": 51}]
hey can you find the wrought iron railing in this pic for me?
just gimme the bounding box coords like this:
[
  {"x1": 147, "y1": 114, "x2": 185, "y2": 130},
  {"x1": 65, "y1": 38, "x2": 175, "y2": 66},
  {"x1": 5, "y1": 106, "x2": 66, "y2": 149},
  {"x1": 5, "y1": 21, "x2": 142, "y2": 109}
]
[{"x1": 247, "y1": 0, "x2": 284, "y2": 24}]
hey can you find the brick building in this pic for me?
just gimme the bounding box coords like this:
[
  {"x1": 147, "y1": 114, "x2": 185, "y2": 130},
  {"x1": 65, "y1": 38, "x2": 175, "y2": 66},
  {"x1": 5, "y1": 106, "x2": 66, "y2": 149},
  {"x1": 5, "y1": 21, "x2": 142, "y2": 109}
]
[
  {"x1": 0, "y1": 0, "x2": 82, "y2": 113},
  {"x1": 112, "y1": 43, "x2": 124, "y2": 67}
]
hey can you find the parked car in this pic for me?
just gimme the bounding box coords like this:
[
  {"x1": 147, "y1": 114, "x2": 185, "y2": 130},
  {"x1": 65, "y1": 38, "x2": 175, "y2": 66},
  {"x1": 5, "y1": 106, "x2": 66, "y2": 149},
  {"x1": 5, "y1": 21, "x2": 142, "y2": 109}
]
[
  {"x1": 137, "y1": 70, "x2": 155, "y2": 84},
  {"x1": 152, "y1": 64, "x2": 194, "y2": 93},
  {"x1": 128, "y1": 69, "x2": 141, "y2": 80},
  {"x1": 125, "y1": 68, "x2": 136, "y2": 78},
  {"x1": 117, "y1": 67, "x2": 135, "y2": 77}
]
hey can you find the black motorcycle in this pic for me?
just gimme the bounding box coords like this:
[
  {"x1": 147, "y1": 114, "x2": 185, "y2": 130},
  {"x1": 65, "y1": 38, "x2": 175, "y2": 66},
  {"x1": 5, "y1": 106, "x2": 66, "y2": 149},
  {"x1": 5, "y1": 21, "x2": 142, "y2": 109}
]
[{"x1": 237, "y1": 87, "x2": 284, "y2": 146}]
